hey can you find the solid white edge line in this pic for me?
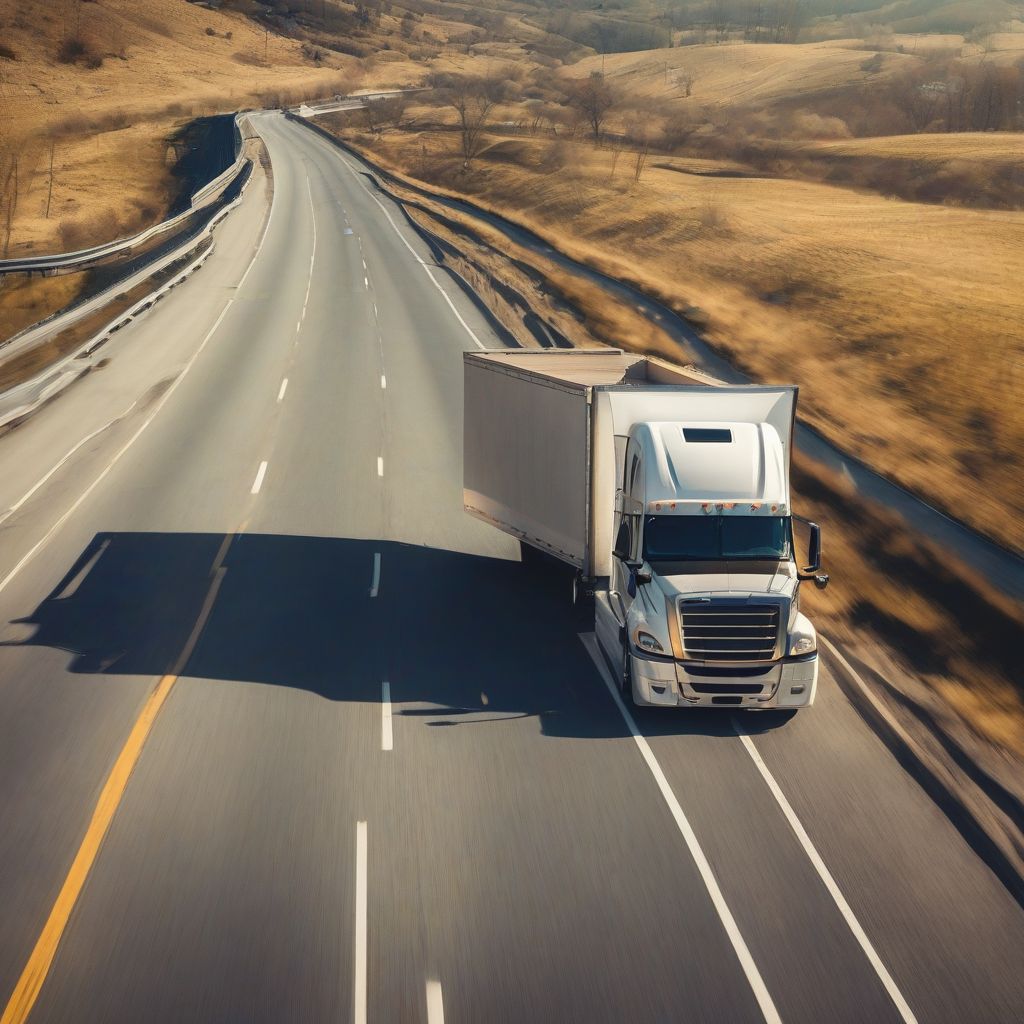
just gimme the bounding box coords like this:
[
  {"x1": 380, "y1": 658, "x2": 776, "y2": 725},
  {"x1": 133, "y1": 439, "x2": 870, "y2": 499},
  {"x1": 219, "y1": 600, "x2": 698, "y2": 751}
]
[
  {"x1": 579, "y1": 634, "x2": 782, "y2": 1024},
  {"x1": 426, "y1": 979, "x2": 444, "y2": 1024},
  {"x1": 420, "y1": 261, "x2": 486, "y2": 350},
  {"x1": 325, "y1": 144, "x2": 486, "y2": 350},
  {"x1": 236, "y1": 122, "x2": 278, "y2": 291},
  {"x1": 0, "y1": 300, "x2": 235, "y2": 600},
  {"x1": 732, "y1": 720, "x2": 918, "y2": 1024},
  {"x1": 277, "y1": 378, "x2": 288, "y2": 402},
  {"x1": 355, "y1": 820, "x2": 368, "y2": 1024},
  {"x1": 369, "y1": 551, "x2": 381, "y2": 598},
  {"x1": 381, "y1": 681, "x2": 393, "y2": 751},
  {"x1": 305, "y1": 172, "x2": 317, "y2": 269},
  {"x1": 250, "y1": 460, "x2": 268, "y2": 495},
  {"x1": 0, "y1": 399, "x2": 137, "y2": 528},
  {"x1": 377, "y1": 456, "x2": 383, "y2": 477}
]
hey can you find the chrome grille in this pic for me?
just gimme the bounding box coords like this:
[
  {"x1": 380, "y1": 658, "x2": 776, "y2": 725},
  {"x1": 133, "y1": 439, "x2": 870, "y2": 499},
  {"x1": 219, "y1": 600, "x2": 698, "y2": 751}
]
[{"x1": 680, "y1": 603, "x2": 780, "y2": 662}]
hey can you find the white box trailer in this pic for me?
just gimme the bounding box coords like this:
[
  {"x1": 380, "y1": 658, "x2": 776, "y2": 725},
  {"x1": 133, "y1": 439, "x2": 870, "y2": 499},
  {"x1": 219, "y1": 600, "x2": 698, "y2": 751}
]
[
  {"x1": 464, "y1": 350, "x2": 799, "y2": 576},
  {"x1": 463, "y1": 349, "x2": 828, "y2": 709}
]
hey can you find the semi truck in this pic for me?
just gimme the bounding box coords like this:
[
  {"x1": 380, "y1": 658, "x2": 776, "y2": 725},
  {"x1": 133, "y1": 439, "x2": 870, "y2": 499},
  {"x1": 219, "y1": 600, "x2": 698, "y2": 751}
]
[{"x1": 463, "y1": 349, "x2": 829, "y2": 709}]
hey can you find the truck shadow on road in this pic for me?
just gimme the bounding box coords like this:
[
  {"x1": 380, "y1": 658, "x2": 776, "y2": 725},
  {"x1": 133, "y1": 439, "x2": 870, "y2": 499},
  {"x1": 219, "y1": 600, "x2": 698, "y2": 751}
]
[{"x1": 5, "y1": 531, "x2": 794, "y2": 740}]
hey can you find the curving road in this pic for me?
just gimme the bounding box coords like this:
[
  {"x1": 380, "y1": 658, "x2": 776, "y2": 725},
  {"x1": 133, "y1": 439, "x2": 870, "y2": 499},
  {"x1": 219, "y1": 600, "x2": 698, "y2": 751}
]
[{"x1": 0, "y1": 110, "x2": 1022, "y2": 1024}]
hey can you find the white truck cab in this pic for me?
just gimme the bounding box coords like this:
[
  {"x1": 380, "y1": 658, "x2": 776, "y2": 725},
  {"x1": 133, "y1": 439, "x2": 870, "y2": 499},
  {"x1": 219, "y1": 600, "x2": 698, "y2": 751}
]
[
  {"x1": 463, "y1": 349, "x2": 829, "y2": 710},
  {"x1": 599, "y1": 419, "x2": 826, "y2": 709}
]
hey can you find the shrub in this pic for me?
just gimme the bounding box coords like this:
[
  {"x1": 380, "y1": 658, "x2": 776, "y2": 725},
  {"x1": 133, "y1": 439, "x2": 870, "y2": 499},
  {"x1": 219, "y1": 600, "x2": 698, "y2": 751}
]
[
  {"x1": 0, "y1": 43, "x2": 16, "y2": 61},
  {"x1": 57, "y1": 37, "x2": 88, "y2": 64},
  {"x1": 696, "y1": 202, "x2": 728, "y2": 233},
  {"x1": 860, "y1": 53, "x2": 885, "y2": 74},
  {"x1": 58, "y1": 220, "x2": 94, "y2": 252}
]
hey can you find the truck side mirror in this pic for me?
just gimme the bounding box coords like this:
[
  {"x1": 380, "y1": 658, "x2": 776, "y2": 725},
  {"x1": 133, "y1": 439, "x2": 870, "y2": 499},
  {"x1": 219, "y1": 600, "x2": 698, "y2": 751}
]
[
  {"x1": 802, "y1": 521, "x2": 821, "y2": 573},
  {"x1": 613, "y1": 521, "x2": 631, "y2": 562},
  {"x1": 626, "y1": 560, "x2": 652, "y2": 586},
  {"x1": 798, "y1": 521, "x2": 829, "y2": 588}
]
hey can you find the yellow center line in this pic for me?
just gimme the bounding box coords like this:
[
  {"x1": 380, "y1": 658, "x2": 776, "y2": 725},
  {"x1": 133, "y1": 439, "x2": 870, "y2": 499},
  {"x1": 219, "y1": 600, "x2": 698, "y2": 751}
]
[
  {"x1": 1, "y1": 532, "x2": 237, "y2": 1024},
  {"x1": 0, "y1": 672, "x2": 177, "y2": 1024}
]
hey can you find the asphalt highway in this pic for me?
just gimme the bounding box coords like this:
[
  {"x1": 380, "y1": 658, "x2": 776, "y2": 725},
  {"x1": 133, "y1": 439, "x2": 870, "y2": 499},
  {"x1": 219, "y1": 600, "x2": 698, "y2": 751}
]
[{"x1": 0, "y1": 110, "x2": 1022, "y2": 1024}]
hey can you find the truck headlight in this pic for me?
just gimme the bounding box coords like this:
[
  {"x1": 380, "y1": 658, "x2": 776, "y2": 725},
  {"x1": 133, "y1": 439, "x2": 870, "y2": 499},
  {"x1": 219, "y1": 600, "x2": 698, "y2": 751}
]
[
  {"x1": 789, "y1": 635, "x2": 816, "y2": 656},
  {"x1": 635, "y1": 630, "x2": 664, "y2": 654}
]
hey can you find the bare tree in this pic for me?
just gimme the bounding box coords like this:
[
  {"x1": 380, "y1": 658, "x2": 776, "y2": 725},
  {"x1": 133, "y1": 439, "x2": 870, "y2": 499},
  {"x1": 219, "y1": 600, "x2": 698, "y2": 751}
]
[
  {"x1": 900, "y1": 76, "x2": 943, "y2": 131},
  {"x1": 568, "y1": 71, "x2": 616, "y2": 144},
  {"x1": 431, "y1": 74, "x2": 504, "y2": 167},
  {"x1": 46, "y1": 140, "x2": 56, "y2": 219},
  {"x1": 709, "y1": 0, "x2": 731, "y2": 43},
  {"x1": 626, "y1": 122, "x2": 653, "y2": 183},
  {"x1": 0, "y1": 155, "x2": 17, "y2": 255},
  {"x1": 767, "y1": 0, "x2": 804, "y2": 44},
  {"x1": 632, "y1": 141, "x2": 650, "y2": 183},
  {"x1": 607, "y1": 133, "x2": 624, "y2": 179},
  {"x1": 358, "y1": 94, "x2": 404, "y2": 136}
]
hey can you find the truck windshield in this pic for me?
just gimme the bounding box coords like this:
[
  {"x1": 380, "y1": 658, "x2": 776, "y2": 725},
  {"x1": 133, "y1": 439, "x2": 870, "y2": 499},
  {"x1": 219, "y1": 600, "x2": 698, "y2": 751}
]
[{"x1": 643, "y1": 516, "x2": 790, "y2": 561}]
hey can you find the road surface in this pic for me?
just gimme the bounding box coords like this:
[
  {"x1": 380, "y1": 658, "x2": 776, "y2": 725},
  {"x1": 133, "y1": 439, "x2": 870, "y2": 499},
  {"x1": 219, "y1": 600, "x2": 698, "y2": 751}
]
[{"x1": 0, "y1": 110, "x2": 1021, "y2": 1024}]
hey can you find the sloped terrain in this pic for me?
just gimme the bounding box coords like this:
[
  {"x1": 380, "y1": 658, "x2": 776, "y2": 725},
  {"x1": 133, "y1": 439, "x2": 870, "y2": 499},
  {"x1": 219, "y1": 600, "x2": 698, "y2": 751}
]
[{"x1": 0, "y1": 0, "x2": 354, "y2": 255}]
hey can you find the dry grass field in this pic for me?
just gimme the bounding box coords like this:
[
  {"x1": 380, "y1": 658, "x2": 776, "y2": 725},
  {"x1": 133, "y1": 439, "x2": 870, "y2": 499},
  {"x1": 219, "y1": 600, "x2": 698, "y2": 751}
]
[
  {"x1": 331, "y1": 117, "x2": 1024, "y2": 553},
  {"x1": 805, "y1": 132, "x2": 1024, "y2": 160},
  {"x1": 570, "y1": 40, "x2": 915, "y2": 108}
]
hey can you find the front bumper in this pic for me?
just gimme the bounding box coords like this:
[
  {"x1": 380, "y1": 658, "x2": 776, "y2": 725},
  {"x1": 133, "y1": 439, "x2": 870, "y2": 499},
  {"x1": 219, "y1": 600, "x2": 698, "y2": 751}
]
[{"x1": 629, "y1": 650, "x2": 818, "y2": 709}]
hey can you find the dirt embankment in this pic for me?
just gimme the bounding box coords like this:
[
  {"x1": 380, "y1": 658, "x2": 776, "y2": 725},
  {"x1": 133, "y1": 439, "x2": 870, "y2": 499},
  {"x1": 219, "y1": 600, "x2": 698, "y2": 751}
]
[{"x1": 166, "y1": 115, "x2": 239, "y2": 215}]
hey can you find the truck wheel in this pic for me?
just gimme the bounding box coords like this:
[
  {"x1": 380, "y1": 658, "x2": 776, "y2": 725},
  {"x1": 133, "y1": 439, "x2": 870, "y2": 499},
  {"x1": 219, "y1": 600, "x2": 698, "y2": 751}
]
[{"x1": 571, "y1": 572, "x2": 595, "y2": 629}]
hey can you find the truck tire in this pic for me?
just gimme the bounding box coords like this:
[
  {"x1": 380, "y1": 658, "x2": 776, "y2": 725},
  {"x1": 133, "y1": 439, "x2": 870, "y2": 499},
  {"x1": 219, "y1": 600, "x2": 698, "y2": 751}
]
[{"x1": 571, "y1": 572, "x2": 595, "y2": 629}]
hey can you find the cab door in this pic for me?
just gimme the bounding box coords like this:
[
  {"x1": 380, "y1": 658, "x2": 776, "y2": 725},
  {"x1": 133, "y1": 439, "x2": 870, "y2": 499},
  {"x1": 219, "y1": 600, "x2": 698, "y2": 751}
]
[
  {"x1": 596, "y1": 439, "x2": 643, "y2": 661},
  {"x1": 615, "y1": 441, "x2": 644, "y2": 613}
]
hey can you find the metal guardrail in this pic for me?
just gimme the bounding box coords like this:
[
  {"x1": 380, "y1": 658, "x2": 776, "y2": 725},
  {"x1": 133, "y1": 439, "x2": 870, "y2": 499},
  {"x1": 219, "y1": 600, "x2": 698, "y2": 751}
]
[
  {"x1": 293, "y1": 88, "x2": 427, "y2": 119},
  {"x1": 0, "y1": 145, "x2": 260, "y2": 430},
  {"x1": 0, "y1": 244, "x2": 216, "y2": 433},
  {"x1": 0, "y1": 114, "x2": 253, "y2": 275}
]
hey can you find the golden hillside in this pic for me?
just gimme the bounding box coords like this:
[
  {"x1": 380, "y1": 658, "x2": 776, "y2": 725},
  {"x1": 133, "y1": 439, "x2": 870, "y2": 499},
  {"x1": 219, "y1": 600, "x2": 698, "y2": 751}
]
[
  {"x1": 0, "y1": 0, "x2": 355, "y2": 254},
  {"x1": 569, "y1": 40, "x2": 914, "y2": 107}
]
